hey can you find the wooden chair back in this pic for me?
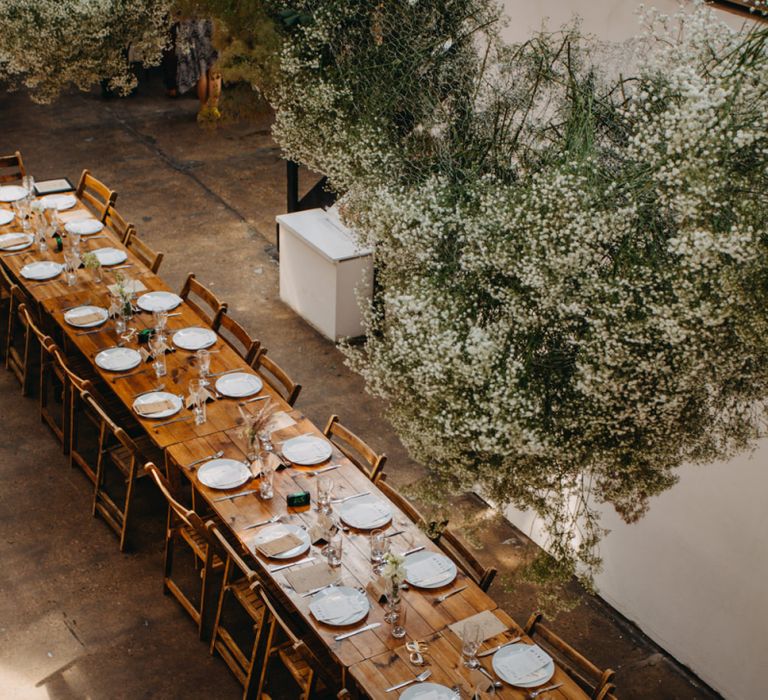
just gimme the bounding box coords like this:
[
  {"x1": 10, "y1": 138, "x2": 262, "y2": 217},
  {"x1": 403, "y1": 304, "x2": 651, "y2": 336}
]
[
  {"x1": 438, "y1": 527, "x2": 497, "y2": 592},
  {"x1": 50, "y1": 346, "x2": 95, "y2": 395},
  {"x1": 147, "y1": 462, "x2": 210, "y2": 539},
  {"x1": 525, "y1": 612, "x2": 616, "y2": 699},
  {"x1": 0, "y1": 151, "x2": 26, "y2": 183},
  {"x1": 6, "y1": 284, "x2": 34, "y2": 394},
  {"x1": 252, "y1": 348, "x2": 301, "y2": 406},
  {"x1": 179, "y1": 273, "x2": 227, "y2": 327},
  {"x1": 104, "y1": 204, "x2": 135, "y2": 244},
  {"x1": 75, "y1": 169, "x2": 117, "y2": 222},
  {"x1": 323, "y1": 414, "x2": 386, "y2": 483},
  {"x1": 213, "y1": 309, "x2": 260, "y2": 363},
  {"x1": 376, "y1": 479, "x2": 447, "y2": 541},
  {"x1": 125, "y1": 229, "x2": 164, "y2": 273}
]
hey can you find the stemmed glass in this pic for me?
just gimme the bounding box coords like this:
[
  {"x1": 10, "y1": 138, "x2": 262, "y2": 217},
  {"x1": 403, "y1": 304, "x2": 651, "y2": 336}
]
[
  {"x1": 316, "y1": 476, "x2": 334, "y2": 514},
  {"x1": 196, "y1": 348, "x2": 211, "y2": 386},
  {"x1": 63, "y1": 250, "x2": 79, "y2": 286},
  {"x1": 259, "y1": 453, "x2": 275, "y2": 499},
  {"x1": 189, "y1": 378, "x2": 207, "y2": 425},
  {"x1": 149, "y1": 334, "x2": 167, "y2": 377},
  {"x1": 152, "y1": 309, "x2": 168, "y2": 339},
  {"x1": 390, "y1": 604, "x2": 406, "y2": 639},
  {"x1": 326, "y1": 530, "x2": 343, "y2": 567},
  {"x1": 22, "y1": 175, "x2": 35, "y2": 198},
  {"x1": 461, "y1": 621, "x2": 483, "y2": 669},
  {"x1": 370, "y1": 529, "x2": 390, "y2": 574}
]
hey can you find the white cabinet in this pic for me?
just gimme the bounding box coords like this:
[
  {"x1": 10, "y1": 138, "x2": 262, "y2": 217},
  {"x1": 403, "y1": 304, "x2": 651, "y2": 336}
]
[{"x1": 277, "y1": 209, "x2": 373, "y2": 341}]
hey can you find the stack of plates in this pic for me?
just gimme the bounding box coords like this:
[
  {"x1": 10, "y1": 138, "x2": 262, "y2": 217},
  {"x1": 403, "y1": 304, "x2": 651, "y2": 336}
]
[
  {"x1": 339, "y1": 494, "x2": 392, "y2": 530},
  {"x1": 491, "y1": 643, "x2": 555, "y2": 688},
  {"x1": 93, "y1": 247, "x2": 127, "y2": 266},
  {"x1": 64, "y1": 305, "x2": 109, "y2": 328},
  {"x1": 20, "y1": 261, "x2": 63, "y2": 280},
  {"x1": 172, "y1": 327, "x2": 217, "y2": 350},
  {"x1": 309, "y1": 586, "x2": 369, "y2": 626},
  {"x1": 251, "y1": 524, "x2": 311, "y2": 560},
  {"x1": 40, "y1": 193, "x2": 76, "y2": 210},
  {"x1": 0, "y1": 210, "x2": 16, "y2": 226},
  {"x1": 95, "y1": 347, "x2": 142, "y2": 372},
  {"x1": 215, "y1": 372, "x2": 263, "y2": 398},
  {"x1": 0, "y1": 232, "x2": 33, "y2": 251},
  {"x1": 0, "y1": 186, "x2": 28, "y2": 202},
  {"x1": 282, "y1": 436, "x2": 333, "y2": 465},
  {"x1": 197, "y1": 458, "x2": 252, "y2": 490},
  {"x1": 137, "y1": 291, "x2": 183, "y2": 312},
  {"x1": 132, "y1": 390, "x2": 184, "y2": 419},
  {"x1": 65, "y1": 219, "x2": 103, "y2": 235},
  {"x1": 404, "y1": 551, "x2": 457, "y2": 589}
]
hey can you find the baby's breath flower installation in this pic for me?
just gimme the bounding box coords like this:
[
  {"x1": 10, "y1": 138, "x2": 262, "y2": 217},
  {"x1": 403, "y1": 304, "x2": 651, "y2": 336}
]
[{"x1": 0, "y1": 0, "x2": 171, "y2": 103}]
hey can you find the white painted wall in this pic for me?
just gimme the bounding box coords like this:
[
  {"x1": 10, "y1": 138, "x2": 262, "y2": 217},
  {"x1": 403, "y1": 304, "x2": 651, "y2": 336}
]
[{"x1": 499, "y1": 3, "x2": 768, "y2": 699}]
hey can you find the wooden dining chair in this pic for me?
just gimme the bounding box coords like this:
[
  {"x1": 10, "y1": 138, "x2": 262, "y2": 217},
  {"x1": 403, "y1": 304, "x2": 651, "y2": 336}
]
[
  {"x1": 255, "y1": 585, "x2": 339, "y2": 700},
  {"x1": 323, "y1": 414, "x2": 386, "y2": 483},
  {"x1": 0, "y1": 151, "x2": 26, "y2": 183},
  {"x1": 376, "y1": 478, "x2": 448, "y2": 541},
  {"x1": 209, "y1": 526, "x2": 270, "y2": 699},
  {"x1": 437, "y1": 526, "x2": 497, "y2": 592},
  {"x1": 147, "y1": 463, "x2": 223, "y2": 640},
  {"x1": 180, "y1": 273, "x2": 227, "y2": 327},
  {"x1": 5, "y1": 284, "x2": 36, "y2": 396},
  {"x1": 75, "y1": 169, "x2": 117, "y2": 222},
  {"x1": 124, "y1": 229, "x2": 164, "y2": 273},
  {"x1": 251, "y1": 348, "x2": 301, "y2": 406},
  {"x1": 213, "y1": 309, "x2": 260, "y2": 363},
  {"x1": 84, "y1": 392, "x2": 163, "y2": 551},
  {"x1": 20, "y1": 304, "x2": 69, "y2": 450},
  {"x1": 104, "y1": 204, "x2": 136, "y2": 244},
  {"x1": 524, "y1": 612, "x2": 617, "y2": 699}
]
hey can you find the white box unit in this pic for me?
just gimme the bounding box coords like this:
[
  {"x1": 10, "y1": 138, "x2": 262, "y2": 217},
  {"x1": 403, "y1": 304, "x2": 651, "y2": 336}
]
[{"x1": 277, "y1": 209, "x2": 373, "y2": 342}]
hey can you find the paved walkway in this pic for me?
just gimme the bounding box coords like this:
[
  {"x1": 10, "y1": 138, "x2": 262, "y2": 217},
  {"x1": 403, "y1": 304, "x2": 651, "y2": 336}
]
[{"x1": 0, "y1": 77, "x2": 720, "y2": 699}]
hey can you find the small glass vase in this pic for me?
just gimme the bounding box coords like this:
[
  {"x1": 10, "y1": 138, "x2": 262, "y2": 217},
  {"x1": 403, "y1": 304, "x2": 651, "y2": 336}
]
[{"x1": 384, "y1": 587, "x2": 401, "y2": 624}]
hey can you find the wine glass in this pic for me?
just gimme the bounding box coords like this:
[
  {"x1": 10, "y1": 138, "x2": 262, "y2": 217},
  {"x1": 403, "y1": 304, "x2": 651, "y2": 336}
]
[
  {"x1": 63, "y1": 250, "x2": 79, "y2": 286},
  {"x1": 326, "y1": 530, "x2": 343, "y2": 567},
  {"x1": 259, "y1": 459, "x2": 275, "y2": 500},
  {"x1": 316, "y1": 476, "x2": 334, "y2": 514},
  {"x1": 149, "y1": 335, "x2": 167, "y2": 377},
  {"x1": 461, "y1": 621, "x2": 483, "y2": 669},
  {"x1": 370, "y1": 529, "x2": 390, "y2": 574},
  {"x1": 152, "y1": 309, "x2": 168, "y2": 338},
  {"x1": 189, "y1": 378, "x2": 207, "y2": 425},
  {"x1": 196, "y1": 348, "x2": 211, "y2": 385}
]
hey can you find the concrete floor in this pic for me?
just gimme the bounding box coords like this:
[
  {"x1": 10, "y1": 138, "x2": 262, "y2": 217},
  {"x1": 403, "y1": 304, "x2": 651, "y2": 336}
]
[{"x1": 0, "y1": 75, "x2": 722, "y2": 699}]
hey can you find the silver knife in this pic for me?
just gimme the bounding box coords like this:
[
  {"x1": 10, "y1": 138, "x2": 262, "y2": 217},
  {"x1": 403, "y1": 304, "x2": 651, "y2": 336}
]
[
  {"x1": 269, "y1": 556, "x2": 315, "y2": 573},
  {"x1": 334, "y1": 622, "x2": 380, "y2": 641},
  {"x1": 477, "y1": 636, "x2": 522, "y2": 657},
  {"x1": 113, "y1": 368, "x2": 149, "y2": 382},
  {"x1": 434, "y1": 584, "x2": 468, "y2": 604},
  {"x1": 153, "y1": 415, "x2": 192, "y2": 428},
  {"x1": 384, "y1": 529, "x2": 405, "y2": 538},
  {"x1": 240, "y1": 395, "x2": 269, "y2": 404},
  {"x1": 300, "y1": 581, "x2": 340, "y2": 597},
  {"x1": 331, "y1": 490, "x2": 370, "y2": 504},
  {"x1": 404, "y1": 546, "x2": 425, "y2": 556},
  {"x1": 208, "y1": 368, "x2": 241, "y2": 378},
  {"x1": 213, "y1": 489, "x2": 258, "y2": 502},
  {"x1": 76, "y1": 327, "x2": 109, "y2": 336}
]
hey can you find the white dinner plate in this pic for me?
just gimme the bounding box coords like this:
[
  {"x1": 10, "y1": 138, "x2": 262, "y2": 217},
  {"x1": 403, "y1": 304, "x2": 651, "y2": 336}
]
[
  {"x1": 93, "y1": 247, "x2": 128, "y2": 266},
  {"x1": 251, "y1": 523, "x2": 311, "y2": 560},
  {"x1": 172, "y1": 326, "x2": 217, "y2": 351},
  {"x1": 65, "y1": 218, "x2": 103, "y2": 235},
  {"x1": 404, "y1": 550, "x2": 457, "y2": 589},
  {"x1": 137, "y1": 291, "x2": 183, "y2": 312},
  {"x1": 197, "y1": 458, "x2": 252, "y2": 490},
  {"x1": 95, "y1": 347, "x2": 142, "y2": 372},
  {"x1": 309, "y1": 586, "x2": 369, "y2": 627},
  {"x1": 20, "y1": 260, "x2": 63, "y2": 281},
  {"x1": 400, "y1": 683, "x2": 457, "y2": 700},
  {"x1": 215, "y1": 372, "x2": 263, "y2": 398},
  {"x1": 0, "y1": 186, "x2": 28, "y2": 202},
  {"x1": 0, "y1": 232, "x2": 33, "y2": 251},
  {"x1": 41, "y1": 193, "x2": 77, "y2": 210},
  {"x1": 64, "y1": 305, "x2": 109, "y2": 328},
  {"x1": 132, "y1": 390, "x2": 184, "y2": 419},
  {"x1": 491, "y1": 643, "x2": 555, "y2": 689},
  {"x1": 339, "y1": 494, "x2": 393, "y2": 530},
  {"x1": 282, "y1": 435, "x2": 333, "y2": 466},
  {"x1": 0, "y1": 209, "x2": 15, "y2": 225}
]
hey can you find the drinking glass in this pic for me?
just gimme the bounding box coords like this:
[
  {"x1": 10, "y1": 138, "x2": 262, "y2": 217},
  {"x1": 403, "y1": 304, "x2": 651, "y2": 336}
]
[
  {"x1": 68, "y1": 230, "x2": 82, "y2": 251},
  {"x1": 259, "y1": 460, "x2": 275, "y2": 500},
  {"x1": 370, "y1": 529, "x2": 390, "y2": 573},
  {"x1": 150, "y1": 335, "x2": 167, "y2": 378},
  {"x1": 63, "y1": 250, "x2": 79, "y2": 286},
  {"x1": 189, "y1": 378, "x2": 207, "y2": 425},
  {"x1": 196, "y1": 348, "x2": 211, "y2": 385},
  {"x1": 22, "y1": 175, "x2": 35, "y2": 197},
  {"x1": 326, "y1": 530, "x2": 343, "y2": 567},
  {"x1": 152, "y1": 309, "x2": 168, "y2": 338},
  {"x1": 13, "y1": 199, "x2": 30, "y2": 231},
  {"x1": 461, "y1": 621, "x2": 483, "y2": 669},
  {"x1": 391, "y1": 603, "x2": 406, "y2": 639},
  {"x1": 316, "y1": 476, "x2": 334, "y2": 513},
  {"x1": 35, "y1": 226, "x2": 48, "y2": 253}
]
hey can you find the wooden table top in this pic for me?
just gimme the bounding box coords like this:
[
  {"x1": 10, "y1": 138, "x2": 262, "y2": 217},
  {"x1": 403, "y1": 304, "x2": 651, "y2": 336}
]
[{"x1": 350, "y1": 609, "x2": 587, "y2": 699}]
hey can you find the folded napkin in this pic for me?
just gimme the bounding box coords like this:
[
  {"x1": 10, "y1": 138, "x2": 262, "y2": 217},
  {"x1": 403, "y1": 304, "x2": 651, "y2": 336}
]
[
  {"x1": 256, "y1": 532, "x2": 303, "y2": 557},
  {"x1": 285, "y1": 562, "x2": 338, "y2": 594},
  {"x1": 448, "y1": 610, "x2": 508, "y2": 644},
  {"x1": 495, "y1": 644, "x2": 551, "y2": 683},
  {"x1": 268, "y1": 411, "x2": 296, "y2": 431},
  {"x1": 0, "y1": 234, "x2": 28, "y2": 249},
  {"x1": 67, "y1": 310, "x2": 103, "y2": 325},
  {"x1": 136, "y1": 398, "x2": 175, "y2": 415},
  {"x1": 343, "y1": 500, "x2": 390, "y2": 525},
  {"x1": 57, "y1": 209, "x2": 89, "y2": 223},
  {"x1": 310, "y1": 592, "x2": 365, "y2": 622},
  {"x1": 107, "y1": 279, "x2": 146, "y2": 296},
  {"x1": 286, "y1": 439, "x2": 328, "y2": 462},
  {"x1": 407, "y1": 555, "x2": 453, "y2": 583}
]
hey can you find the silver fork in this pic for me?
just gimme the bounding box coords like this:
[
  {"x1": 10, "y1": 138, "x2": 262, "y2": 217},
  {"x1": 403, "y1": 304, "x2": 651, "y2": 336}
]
[
  {"x1": 528, "y1": 683, "x2": 563, "y2": 698},
  {"x1": 186, "y1": 450, "x2": 224, "y2": 469},
  {"x1": 133, "y1": 383, "x2": 164, "y2": 398},
  {"x1": 112, "y1": 368, "x2": 149, "y2": 382},
  {"x1": 243, "y1": 514, "x2": 282, "y2": 531}
]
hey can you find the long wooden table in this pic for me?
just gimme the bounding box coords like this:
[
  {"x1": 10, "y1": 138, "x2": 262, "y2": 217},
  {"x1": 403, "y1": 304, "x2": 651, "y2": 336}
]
[{"x1": 1, "y1": 191, "x2": 590, "y2": 699}]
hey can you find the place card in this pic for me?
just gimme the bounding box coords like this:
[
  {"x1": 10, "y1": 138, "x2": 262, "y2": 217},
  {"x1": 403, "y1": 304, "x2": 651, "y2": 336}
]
[
  {"x1": 256, "y1": 532, "x2": 303, "y2": 558},
  {"x1": 284, "y1": 561, "x2": 338, "y2": 594},
  {"x1": 308, "y1": 524, "x2": 329, "y2": 545},
  {"x1": 365, "y1": 575, "x2": 390, "y2": 603},
  {"x1": 185, "y1": 387, "x2": 215, "y2": 409},
  {"x1": 448, "y1": 610, "x2": 508, "y2": 643},
  {"x1": 467, "y1": 669, "x2": 494, "y2": 695},
  {"x1": 136, "y1": 398, "x2": 176, "y2": 415}
]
